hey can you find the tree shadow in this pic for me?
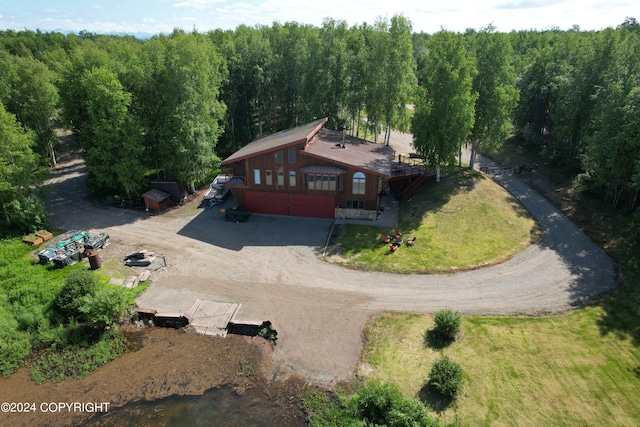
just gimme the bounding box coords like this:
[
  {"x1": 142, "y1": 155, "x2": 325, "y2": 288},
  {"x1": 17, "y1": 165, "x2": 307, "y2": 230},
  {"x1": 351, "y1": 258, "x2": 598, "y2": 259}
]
[
  {"x1": 423, "y1": 329, "x2": 454, "y2": 350},
  {"x1": 418, "y1": 382, "x2": 454, "y2": 414}
]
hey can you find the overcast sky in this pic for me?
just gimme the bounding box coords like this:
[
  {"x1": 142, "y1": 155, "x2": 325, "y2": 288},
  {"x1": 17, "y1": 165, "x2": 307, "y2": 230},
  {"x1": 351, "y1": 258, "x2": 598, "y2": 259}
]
[{"x1": 1, "y1": 0, "x2": 638, "y2": 36}]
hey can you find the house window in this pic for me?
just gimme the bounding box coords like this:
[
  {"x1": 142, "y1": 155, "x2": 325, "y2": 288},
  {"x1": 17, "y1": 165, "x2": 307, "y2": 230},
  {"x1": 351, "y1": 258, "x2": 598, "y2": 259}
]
[
  {"x1": 276, "y1": 150, "x2": 283, "y2": 163},
  {"x1": 347, "y1": 200, "x2": 365, "y2": 209},
  {"x1": 288, "y1": 147, "x2": 296, "y2": 163},
  {"x1": 265, "y1": 170, "x2": 273, "y2": 186},
  {"x1": 306, "y1": 174, "x2": 343, "y2": 191},
  {"x1": 329, "y1": 176, "x2": 336, "y2": 191},
  {"x1": 289, "y1": 171, "x2": 296, "y2": 187},
  {"x1": 277, "y1": 169, "x2": 284, "y2": 186},
  {"x1": 254, "y1": 169, "x2": 261, "y2": 185},
  {"x1": 353, "y1": 172, "x2": 366, "y2": 195}
]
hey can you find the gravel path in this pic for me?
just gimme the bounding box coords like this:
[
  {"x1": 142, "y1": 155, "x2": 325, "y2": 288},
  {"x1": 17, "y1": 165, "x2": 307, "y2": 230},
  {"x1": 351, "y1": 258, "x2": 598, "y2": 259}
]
[{"x1": 45, "y1": 130, "x2": 616, "y2": 387}]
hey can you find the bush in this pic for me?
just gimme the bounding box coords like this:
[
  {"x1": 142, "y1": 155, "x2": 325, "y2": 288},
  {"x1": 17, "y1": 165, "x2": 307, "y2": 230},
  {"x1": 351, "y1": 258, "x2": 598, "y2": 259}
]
[
  {"x1": 429, "y1": 356, "x2": 464, "y2": 398},
  {"x1": 433, "y1": 308, "x2": 462, "y2": 340},
  {"x1": 3, "y1": 196, "x2": 49, "y2": 235},
  {"x1": 30, "y1": 330, "x2": 129, "y2": 383},
  {"x1": 79, "y1": 286, "x2": 129, "y2": 331},
  {"x1": 305, "y1": 381, "x2": 440, "y2": 427},
  {"x1": 56, "y1": 270, "x2": 99, "y2": 321}
]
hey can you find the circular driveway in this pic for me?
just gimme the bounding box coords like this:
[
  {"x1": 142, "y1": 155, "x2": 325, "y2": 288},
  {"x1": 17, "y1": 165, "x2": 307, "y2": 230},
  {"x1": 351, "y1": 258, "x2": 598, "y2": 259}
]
[{"x1": 45, "y1": 139, "x2": 616, "y2": 387}]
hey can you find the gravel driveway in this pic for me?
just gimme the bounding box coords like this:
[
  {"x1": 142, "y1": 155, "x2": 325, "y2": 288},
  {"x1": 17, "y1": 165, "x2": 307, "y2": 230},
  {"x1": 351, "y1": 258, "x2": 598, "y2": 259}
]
[{"x1": 45, "y1": 131, "x2": 616, "y2": 387}]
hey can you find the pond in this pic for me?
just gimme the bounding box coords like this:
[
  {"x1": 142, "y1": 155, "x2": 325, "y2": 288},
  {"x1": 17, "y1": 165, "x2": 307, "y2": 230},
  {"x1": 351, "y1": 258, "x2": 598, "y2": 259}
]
[{"x1": 85, "y1": 385, "x2": 306, "y2": 427}]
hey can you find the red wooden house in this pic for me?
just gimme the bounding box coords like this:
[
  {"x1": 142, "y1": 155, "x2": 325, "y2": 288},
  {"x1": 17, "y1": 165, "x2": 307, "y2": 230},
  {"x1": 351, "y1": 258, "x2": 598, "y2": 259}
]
[{"x1": 221, "y1": 118, "x2": 396, "y2": 219}]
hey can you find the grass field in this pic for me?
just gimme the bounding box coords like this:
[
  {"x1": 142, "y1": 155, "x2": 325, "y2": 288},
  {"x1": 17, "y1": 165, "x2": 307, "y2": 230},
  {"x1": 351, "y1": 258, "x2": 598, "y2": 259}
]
[
  {"x1": 361, "y1": 309, "x2": 640, "y2": 426},
  {"x1": 332, "y1": 168, "x2": 539, "y2": 273}
]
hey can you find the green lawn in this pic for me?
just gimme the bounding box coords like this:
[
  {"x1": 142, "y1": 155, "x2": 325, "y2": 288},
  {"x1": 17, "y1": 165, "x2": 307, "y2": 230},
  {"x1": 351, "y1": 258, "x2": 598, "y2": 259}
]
[
  {"x1": 332, "y1": 168, "x2": 539, "y2": 273},
  {"x1": 361, "y1": 309, "x2": 640, "y2": 426}
]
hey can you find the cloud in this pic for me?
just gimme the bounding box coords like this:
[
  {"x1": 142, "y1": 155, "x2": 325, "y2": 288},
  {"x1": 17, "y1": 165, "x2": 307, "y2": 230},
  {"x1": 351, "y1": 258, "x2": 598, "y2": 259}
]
[{"x1": 173, "y1": 0, "x2": 224, "y2": 9}]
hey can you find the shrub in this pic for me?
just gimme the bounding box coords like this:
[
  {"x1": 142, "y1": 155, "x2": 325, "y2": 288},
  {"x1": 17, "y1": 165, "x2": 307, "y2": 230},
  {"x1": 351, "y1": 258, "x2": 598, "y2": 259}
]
[
  {"x1": 3, "y1": 196, "x2": 49, "y2": 235},
  {"x1": 305, "y1": 381, "x2": 440, "y2": 427},
  {"x1": 79, "y1": 286, "x2": 129, "y2": 331},
  {"x1": 56, "y1": 270, "x2": 99, "y2": 321},
  {"x1": 429, "y1": 356, "x2": 464, "y2": 398},
  {"x1": 433, "y1": 308, "x2": 462, "y2": 340},
  {"x1": 30, "y1": 330, "x2": 129, "y2": 383}
]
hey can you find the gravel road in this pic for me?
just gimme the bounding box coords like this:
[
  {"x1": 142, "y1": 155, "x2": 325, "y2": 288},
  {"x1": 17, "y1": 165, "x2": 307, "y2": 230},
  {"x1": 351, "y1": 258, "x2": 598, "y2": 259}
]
[{"x1": 45, "y1": 130, "x2": 616, "y2": 387}]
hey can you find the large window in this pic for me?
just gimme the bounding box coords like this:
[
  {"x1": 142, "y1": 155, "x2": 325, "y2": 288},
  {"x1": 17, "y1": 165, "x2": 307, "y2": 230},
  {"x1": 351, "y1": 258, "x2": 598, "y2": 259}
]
[
  {"x1": 306, "y1": 174, "x2": 343, "y2": 191},
  {"x1": 352, "y1": 172, "x2": 366, "y2": 195},
  {"x1": 265, "y1": 170, "x2": 273, "y2": 186},
  {"x1": 289, "y1": 171, "x2": 296, "y2": 187},
  {"x1": 276, "y1": 150, "x2": 283, "y2": 163},
  {"x1": 254, "y1": 169, "x2": 261, "y2": 185},
  {"x1": 288, "y1": 147, "x2": 296, "y2": 163},
  {"x1": 277, "y1": 169, "x2": 284, "y2": 186}
]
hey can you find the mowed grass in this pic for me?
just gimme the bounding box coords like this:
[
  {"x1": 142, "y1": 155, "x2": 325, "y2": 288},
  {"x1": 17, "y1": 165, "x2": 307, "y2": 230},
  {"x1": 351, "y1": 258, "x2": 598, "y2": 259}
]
[
  {"x1": 334, "y1": 168, "x2": 539, "y2": 273},
  {"x1": 361, "y1": 310, "x2": 640, "y2": 426}
]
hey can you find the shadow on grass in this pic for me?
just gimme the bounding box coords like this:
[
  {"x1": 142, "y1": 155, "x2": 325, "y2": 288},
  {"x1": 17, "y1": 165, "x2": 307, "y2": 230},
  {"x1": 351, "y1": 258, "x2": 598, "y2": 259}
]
[
  {"x1": 418, "y1": 383, "x2": 455, "y2": 414},
  {"x1": 423, "y1": 329, "x2": 455, "y2": 350},
  {"x1": 400, "y1": 167, "x2": 483, "y2": 224},
  {"x1": 596, "y1": 256, "x2": 640, "y2": 346}
]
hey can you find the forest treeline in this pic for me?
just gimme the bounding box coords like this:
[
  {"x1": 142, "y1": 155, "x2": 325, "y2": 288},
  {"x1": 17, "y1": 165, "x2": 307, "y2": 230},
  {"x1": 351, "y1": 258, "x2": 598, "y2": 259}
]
[{"x1": 0, "y1": 16, "x2": 639, "y2": 236}]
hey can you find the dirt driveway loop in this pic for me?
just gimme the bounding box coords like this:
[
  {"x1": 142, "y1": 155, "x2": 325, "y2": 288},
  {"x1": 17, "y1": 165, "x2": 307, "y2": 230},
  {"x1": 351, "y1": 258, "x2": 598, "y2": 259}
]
[{"x1": 44, "y1": 130, "x2": 616, "y2": 387}]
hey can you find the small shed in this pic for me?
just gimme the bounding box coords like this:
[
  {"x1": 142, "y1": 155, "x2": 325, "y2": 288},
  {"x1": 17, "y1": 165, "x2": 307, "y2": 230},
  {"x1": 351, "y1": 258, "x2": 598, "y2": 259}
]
[
  {"x1": 142, "y1": 189, "x2": 171, "y2": 212},
  {"x1": 150, "y1": 179, "x2": 184, "y2": 203}
]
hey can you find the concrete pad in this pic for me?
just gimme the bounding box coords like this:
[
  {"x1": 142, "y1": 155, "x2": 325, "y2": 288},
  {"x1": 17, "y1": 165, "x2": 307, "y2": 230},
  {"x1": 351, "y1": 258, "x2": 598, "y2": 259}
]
[{"x1": 186, "y1": 300, "x2": 241, "y2": 337}]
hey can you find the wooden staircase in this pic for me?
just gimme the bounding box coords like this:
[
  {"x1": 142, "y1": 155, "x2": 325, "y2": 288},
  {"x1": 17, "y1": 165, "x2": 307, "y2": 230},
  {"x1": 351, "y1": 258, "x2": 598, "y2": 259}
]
[{"x1": 398, "y1": 173, "x2": 429, "y2": 201}]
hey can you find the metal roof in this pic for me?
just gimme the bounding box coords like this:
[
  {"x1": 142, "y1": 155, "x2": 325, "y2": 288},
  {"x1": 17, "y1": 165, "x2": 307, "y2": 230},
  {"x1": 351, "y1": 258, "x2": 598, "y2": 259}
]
[
  {"x1": 299, "y1": 165, "x2": 348, "y2": 175},
  {"x1": 303, "y1": 129, "x2": 393, "y2": 177},
  {"x1": 222, "y1": 118, "x2": 328, "y2": 165}
]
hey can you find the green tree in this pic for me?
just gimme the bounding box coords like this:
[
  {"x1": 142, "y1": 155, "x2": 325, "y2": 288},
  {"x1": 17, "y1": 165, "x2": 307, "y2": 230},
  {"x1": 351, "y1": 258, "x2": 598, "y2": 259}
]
[
  {"x1": 77, "y1": 67, "x2": 145, "y2": 196},
  {"x1": 381, "y1": 14, "x2": 416, "y2": 145},
  {"x1": 362, "y1": 19, "x2": 389, "y2": 143},
  {"x1": 0, "y1": 103, "x2": 47, "y2": 232},
  {"x1": 1, "y1": 55, "x2": 59, "y2": 166},
  {"x1": 412, "y1": 31, "x2": 477, "y2": 180},
  {"x1": 138, "y1": 30, "x2": 226, "y2": 190},
  {"x1": 467, "y1": 26, "x2": 519, "y2": 169}
]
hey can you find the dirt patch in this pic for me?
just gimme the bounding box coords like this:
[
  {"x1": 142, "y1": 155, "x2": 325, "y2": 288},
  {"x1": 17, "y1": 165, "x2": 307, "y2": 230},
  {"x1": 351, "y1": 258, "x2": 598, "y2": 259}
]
[{"x1": 0, "y1": 327, "x2": 307, "y2": 427}]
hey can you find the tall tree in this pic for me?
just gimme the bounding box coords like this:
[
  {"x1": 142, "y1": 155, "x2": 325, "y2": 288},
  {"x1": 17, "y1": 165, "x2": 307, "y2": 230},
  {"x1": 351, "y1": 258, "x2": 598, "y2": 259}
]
[
  {"x1": 382, "y1": 14, "x2": 416, "y2": 145},
  {"x1": 1, "y1": 55, "x2": 59, "y2": 166},
  {"x1": 583, "y1": 28, "x2": 640, "y2": 209},
  {"x1": 412, "y1": 31, "x2": 477, "y2": 180},
  {"x1": 0, "y1": 103, "x2": 47, "y2": 229},
  {"x1": 467, "y1": 26, "x2": 519, "y2": 169},
  {"x1": 77, "y1": 67, "x2": 145, "y2": 196},
  {"x1": 138, "y1": 30, "x2": 226, "y2": 190},
  {"x1": 362, "y1": 20, "x2": 389, "y2": 143}
]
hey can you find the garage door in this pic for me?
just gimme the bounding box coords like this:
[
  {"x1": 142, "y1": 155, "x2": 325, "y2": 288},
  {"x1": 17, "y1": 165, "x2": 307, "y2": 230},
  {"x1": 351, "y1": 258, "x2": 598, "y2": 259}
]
[
  {"x1": 243, "y1": 191, "x2": 288, "y2": 215},
  {"x1": 289, "y1": 194, "x2": 335, "y2": 218}
]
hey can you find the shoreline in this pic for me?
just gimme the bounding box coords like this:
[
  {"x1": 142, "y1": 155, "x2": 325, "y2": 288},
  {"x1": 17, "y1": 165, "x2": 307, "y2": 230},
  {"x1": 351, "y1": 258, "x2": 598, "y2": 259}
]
[{"x1": 0, "y1": 327, "x2": 309, "y2": 427}]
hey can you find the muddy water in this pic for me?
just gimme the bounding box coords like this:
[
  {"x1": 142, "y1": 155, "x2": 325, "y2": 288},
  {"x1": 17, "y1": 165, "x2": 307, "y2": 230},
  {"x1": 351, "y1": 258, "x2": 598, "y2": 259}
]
[{"x1": 85, "y1": 386, "x2": 306, "y2": 426}]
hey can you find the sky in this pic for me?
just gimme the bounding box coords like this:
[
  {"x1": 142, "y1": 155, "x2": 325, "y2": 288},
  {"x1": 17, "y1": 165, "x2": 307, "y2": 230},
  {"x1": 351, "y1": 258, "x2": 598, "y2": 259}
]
[{"x1": 1, "y1": 0, "x2": 638, "y2": 36}]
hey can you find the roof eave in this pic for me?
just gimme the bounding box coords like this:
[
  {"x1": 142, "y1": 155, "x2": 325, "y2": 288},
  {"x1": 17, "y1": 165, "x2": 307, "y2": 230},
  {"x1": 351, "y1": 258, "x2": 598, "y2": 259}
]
[{"x1": 300, "y1": 150, "x2": 391, "y2": 178}]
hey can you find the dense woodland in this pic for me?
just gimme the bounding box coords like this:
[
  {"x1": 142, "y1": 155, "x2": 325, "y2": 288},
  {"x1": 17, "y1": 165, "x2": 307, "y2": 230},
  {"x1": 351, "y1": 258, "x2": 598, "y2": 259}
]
[{"x1": 0, "y1": 16, "x2": 639, "y2": 236}]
